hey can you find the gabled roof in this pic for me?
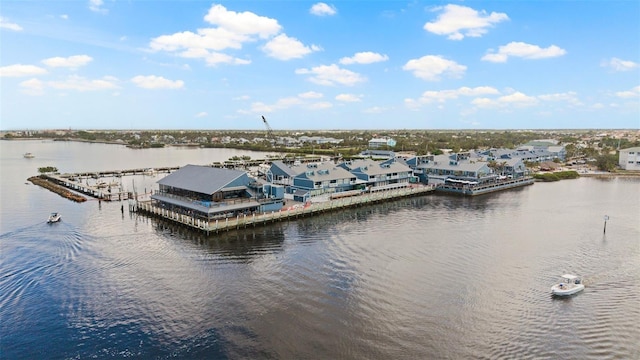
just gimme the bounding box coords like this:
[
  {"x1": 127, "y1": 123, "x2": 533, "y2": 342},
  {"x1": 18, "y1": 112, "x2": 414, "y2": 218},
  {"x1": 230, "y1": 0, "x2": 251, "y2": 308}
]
[
  {"x1": 157, "y1": 164, "x2": 247, "y2": 195},
  {"x1": 416, "y1": 154, "x2": 489, "y2": 172},
  {"x1": 291, "y1": 162, "x2": 355, "y2": 181},
  {"x1": 346, "y1": 159, "x2": 412, "y2": 175},
  {"x1": 270, "y1": 160, "x2": 299, "y2": 177}
]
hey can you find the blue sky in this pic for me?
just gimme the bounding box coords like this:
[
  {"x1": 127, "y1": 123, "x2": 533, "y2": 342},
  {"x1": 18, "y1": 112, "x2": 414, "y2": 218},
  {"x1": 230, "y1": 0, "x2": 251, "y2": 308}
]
[{"x1": 1, "y1": 1, "x2": 638, "y2": 130}]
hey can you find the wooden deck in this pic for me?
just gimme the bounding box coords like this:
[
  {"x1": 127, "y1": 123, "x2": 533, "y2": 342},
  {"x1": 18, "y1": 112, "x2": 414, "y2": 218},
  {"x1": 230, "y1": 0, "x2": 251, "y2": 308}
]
[
  {"x1": 436, "y1": 177, "x2": 534, "y2": 196},
  {"x1": 134, "y1": 185, "x2": 437, "y2": 234}
]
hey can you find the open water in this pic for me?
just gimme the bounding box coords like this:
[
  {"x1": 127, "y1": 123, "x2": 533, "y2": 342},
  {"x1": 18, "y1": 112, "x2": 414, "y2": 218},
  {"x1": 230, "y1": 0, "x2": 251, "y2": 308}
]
[{"x1": 1, "y1": 140, "x2": 639, "y2": 359}]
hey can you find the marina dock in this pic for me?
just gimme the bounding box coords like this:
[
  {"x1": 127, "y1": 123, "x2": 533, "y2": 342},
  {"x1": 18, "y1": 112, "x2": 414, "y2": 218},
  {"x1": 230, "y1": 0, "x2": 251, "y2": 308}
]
[
  {"x1": 134, "y1": 185, "x2": 436, "y2": 234},
  {"x1": 41, "y1": 166, "x2": 179, "y2": 201}
]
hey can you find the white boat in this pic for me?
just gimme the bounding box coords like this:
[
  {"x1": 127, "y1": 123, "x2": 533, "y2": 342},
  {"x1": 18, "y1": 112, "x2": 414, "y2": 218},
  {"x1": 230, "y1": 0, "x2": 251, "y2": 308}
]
[
  {"x1": 143, "y1": 168, "x2": 157, "y2": 176},
  {"x1": 23, "y1": 152, "x2": 35, "y2": 158},
  {"x1": 551, "y1": 274, "x2": 584, "y2": 296},
  {"x1": 47, "y1": 212, "x2": 61, "y2": 223}
]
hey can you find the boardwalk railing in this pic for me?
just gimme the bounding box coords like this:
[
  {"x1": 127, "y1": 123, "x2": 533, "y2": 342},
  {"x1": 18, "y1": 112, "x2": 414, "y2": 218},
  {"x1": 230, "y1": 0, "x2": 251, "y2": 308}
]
[{"x1": 136, "y1": 185, "x2": 436, "y2": 234}]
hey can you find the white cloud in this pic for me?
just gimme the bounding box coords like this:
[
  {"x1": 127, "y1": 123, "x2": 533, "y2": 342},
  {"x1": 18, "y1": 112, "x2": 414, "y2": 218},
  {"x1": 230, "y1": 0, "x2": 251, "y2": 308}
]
[
  {"x1": 482, "y1": 42, "x2": 566, "y2": 62},
  {"x1": 0, "y1": 16, "x2": 23, "y2": 31},
  {"x1": 151, "y1": 28, "x2": 250, "y2": 52},
  {"x1": 19, "y1": 78, "x2": 45, "y2": 96},
  {"x1": 602, "y1": 57, "x2": 639, "y2": 72},
  {"x1": 42, "y1": 55, "x2": 93, "y2": 68},
  {"x1": 498, "y1": 91, "x2": 539, "y2": 106},
  {"x1": 295, "y1": 64, "x2": 366, "y2": 86},
  {"x1": 244, "y1": 91, "x2": 334, "y2": 114},
  {"x1": 150, "y1": 4, "x2": 288, "y2": 66},
  {"x1": 470, "y1": 97, "x2": 497, "y2": 108},
  {"x1": 335, "y1": 93, "x2": 363, "y2": 102},
  {"x1": 49, "y1": 75, "x2": 119, "y2": 91},
  {"x1": 0, "y1": 64, "x2": 48, "y2": 77},
  {"x1": 204, "y1": 52, "x2": 251, "y2": 66},
  {"x1": 310, "y1": 3, "x2": 337, "y2": 16},
  {"x1": 403, "y1": 55, "x2": 466, "y2": 81},
  {"x1": 131, "y1": 75, "x2": 184, "y2": 89},
  {"x1": 339, "y1": 52, "x2": 389, "y2": 65},
  {"x1": 204, "y1": 4, "x2": 281, "y2": 38},
  {"x1": 233, "y1": 95, "x2": 250, "y2": 101},
  {"x1": 308, "y1": 101, "x2": 333, "y2": 110},
  {"x1": 60, "y1": 14, "x2": 69, "y2": 20},
  {"x1": 615, "y1": 86, "x2": 640, "y2": 98},
  {"x1": 195, "y1": 112, "x2": 208, "y2": 118},
  {"x1": 424, "y1": 4, "x2": 508, "y2": 40},
  {"x1": 299, "y1": 91, "x2": 323, "y2": 99},
  {"x1": 88, "y1": 0, "x2": 107, "y2": 14},
  {"x1": 262, "y1": 34, "x2": 321, "y2": 60},
  {"x1": 471, "y1": 91, "x2": 539, "y2": 109},
  {"x1": 409, "y1": 86, "x2": 499, "y2": 107},
  {"x1": 363, "y1": 106, "x2": 387, "y2": 114},
  {"x1": 538, "y1": 91, "x2": 582, "y2": 105}
]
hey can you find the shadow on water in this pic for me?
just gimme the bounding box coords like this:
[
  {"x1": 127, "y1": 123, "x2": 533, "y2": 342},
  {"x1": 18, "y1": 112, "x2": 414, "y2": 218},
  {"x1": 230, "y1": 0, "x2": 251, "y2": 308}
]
[{"x1": 150, "y1": 217, "x2": 287, "y2": 261}]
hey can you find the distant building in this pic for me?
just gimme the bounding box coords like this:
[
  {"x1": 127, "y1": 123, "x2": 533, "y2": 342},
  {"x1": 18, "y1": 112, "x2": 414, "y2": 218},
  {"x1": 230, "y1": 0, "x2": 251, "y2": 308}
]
[
  {"x1": 359, "y1": 149, "x2": 396, "y2": 159},
  {"x1": 618, "y1": 147, "x2": 640, "y2": 170},
  {"x1": 368, "y1": 137, "x2": 396, "y2": 149}
]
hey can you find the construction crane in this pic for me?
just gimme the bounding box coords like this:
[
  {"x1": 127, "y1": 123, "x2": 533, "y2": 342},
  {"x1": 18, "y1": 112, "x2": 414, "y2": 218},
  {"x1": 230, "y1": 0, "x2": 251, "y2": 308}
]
[{"x1": 261, "y1": 115, "x2": 274, "y2": 140}]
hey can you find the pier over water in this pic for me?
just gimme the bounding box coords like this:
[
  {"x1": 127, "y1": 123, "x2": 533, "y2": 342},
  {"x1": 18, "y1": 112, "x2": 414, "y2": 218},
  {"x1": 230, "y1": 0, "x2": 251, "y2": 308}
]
[{"x1": 134, "y1": 185, "x2": 436, "y2": 234}]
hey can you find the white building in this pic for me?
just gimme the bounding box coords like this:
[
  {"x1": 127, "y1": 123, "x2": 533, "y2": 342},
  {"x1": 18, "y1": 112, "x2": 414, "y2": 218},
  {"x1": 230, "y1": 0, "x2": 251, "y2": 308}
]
[
  {"x1": 368, "y1": 137, "x2": 396, "y2": 149},
  {"x1": 618, "y1": 147, "x2": 640, "y2": 170}
]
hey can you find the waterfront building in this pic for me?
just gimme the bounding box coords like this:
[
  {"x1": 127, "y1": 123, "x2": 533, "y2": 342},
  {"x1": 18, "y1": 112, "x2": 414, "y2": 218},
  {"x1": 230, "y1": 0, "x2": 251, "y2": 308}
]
[
  {"x1": 339, "y1": 159, "x2": 413, "y2": 191},
  {"x1": 150, "y1": 164, "x2": 284, "y2": 221},
  {"x1": 618, "y1": 147, "x2": 640, "y2": 170},
  {"x1": 266, "y1": 160, "x2": 299, "y2": 185},
  {"x1": 482, "y1": 147, "x2": 558, "y2": 163},
  {"x1": 288, "y1": 162, "x2": 358, "y2": 201},
  {"x1": 411, "y1": 153, "x2": 494, "y2": 185}
]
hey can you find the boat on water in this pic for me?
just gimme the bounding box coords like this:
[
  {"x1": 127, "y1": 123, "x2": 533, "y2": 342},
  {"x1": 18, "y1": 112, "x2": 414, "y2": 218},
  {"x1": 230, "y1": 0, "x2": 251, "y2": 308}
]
[
  {"x1": 23, "y1": 152, "x2": 35, "y2": 158},
  {"x1": 551, "y1": 274, "x2": 584, "y2": 296},
  {"x1": 47, "y1": 212, "x2": 61, "y2": 223}
]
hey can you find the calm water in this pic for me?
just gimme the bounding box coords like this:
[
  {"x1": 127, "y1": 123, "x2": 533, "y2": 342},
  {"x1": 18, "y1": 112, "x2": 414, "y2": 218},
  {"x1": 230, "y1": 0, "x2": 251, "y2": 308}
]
[{"x1": 1, "y1": 140, "x2": 639, "y2": 359}]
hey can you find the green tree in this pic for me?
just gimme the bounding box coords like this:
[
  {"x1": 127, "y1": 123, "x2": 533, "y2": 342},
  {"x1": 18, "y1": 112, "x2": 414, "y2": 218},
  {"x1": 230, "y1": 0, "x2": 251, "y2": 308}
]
[
  {"x1": 595, "y1": 154, "x2": 618, "y2": 171},
  {"x1": 38, "y1": 166, "x2": 58, "y2": 174}
]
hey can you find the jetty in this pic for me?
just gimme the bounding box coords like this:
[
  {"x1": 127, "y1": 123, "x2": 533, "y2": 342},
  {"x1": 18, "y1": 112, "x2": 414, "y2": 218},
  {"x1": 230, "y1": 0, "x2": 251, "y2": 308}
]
[
  {"x1": 27, "y1": 176, "x2": 87, "y2": 202},
  {"x1": 133, "y1": 185, "x2": 436, "y2": 234}
]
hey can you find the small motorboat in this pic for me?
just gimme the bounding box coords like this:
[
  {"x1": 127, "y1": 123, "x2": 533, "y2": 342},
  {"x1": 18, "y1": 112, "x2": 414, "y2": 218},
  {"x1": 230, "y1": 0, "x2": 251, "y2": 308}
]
[
  {"x1": 23, "y1": 152, "x2": 35, "y2": 158},
  {"x1": 551, "y1": 274, "x2": 584, "y2": 296},
  {"x1": 47, "y1": 212, "x2": 61, "y2": 223}
]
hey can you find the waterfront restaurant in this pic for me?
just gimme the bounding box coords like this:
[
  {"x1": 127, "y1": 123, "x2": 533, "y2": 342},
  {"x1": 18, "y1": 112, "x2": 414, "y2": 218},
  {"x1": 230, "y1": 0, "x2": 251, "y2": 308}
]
[{"x1": 150, "y1": 164, "x2": 281, "y2": 221}]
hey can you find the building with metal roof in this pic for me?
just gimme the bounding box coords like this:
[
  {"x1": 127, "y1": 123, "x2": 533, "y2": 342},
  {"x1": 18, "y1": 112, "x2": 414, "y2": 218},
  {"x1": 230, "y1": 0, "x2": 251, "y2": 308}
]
[
  {"x1": 289, "y1": 162, "x2": 358, "y2": 199},
  {"x1": 150, "y1": 164, "x2": 283, "y2": 221},
  {"x1": 339, "y1": 158, "x2": 413, "y2": 190}
]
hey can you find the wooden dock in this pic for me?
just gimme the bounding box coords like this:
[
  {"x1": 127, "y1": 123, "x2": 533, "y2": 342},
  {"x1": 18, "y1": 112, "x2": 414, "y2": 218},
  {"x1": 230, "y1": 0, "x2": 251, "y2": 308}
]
[
  {"x1": 58, "y1": 166, "x2": 179, "y2": 179},
  {"x1": 43, "y1": 166, "x2": 179, "y2": 201},
  {"x1": 134, "y1": 185, "x2": 436, "y2": 234}
]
